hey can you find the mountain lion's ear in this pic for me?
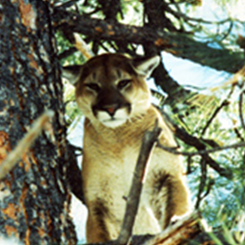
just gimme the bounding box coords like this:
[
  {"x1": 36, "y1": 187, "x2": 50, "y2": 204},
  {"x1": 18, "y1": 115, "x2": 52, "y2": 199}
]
[
  {"x1": 132, "y1": 56, "x2": 160, "y2": 77},
  {"x1": 62, "y1": 65, "x2": 84, "y2": 86}
]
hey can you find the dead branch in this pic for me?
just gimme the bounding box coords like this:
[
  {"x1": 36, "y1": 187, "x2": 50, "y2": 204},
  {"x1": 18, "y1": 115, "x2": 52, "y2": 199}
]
[
  {"x1": 0, "y1": 110, "x2": 54, "y2": 180},
  {"x1": 116, "y1": 120, "x2": 162, "y2": 245},
  {"x1": 201, "y1": 98, "x2": 230, "y2": 136},
  {"x1": 156, "y1": 140, "x2": 244, "y2": 179}
]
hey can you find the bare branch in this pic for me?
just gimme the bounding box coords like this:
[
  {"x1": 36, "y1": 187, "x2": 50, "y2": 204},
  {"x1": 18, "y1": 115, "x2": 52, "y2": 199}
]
[
  {"x1": 85, "y1": 212, "x2": 204, "y2": 245},
  {"x1": 58, "y1": 47, "x2": 77, "y2": 60},
  {"x1": 116, "y1": 120, "x2": 162, "y2": 245},
  {"x1": 0, "y1": 110, "x2": 54, "y2": 180},
  {"x1": 157, "y1": 140, "x2": 244, "y2": 180},
  {"x1": 54, "y1": 0, "x2": 80, "y2": 9},
  {"x1": 66, "y1": 143, "x2": 84, "y2": 203}
]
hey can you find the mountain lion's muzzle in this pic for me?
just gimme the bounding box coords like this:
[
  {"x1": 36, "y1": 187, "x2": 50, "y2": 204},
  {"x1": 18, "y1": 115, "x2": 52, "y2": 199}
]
[{"x1": 92, "y1": 87, "x2": 131, "y2": 127}]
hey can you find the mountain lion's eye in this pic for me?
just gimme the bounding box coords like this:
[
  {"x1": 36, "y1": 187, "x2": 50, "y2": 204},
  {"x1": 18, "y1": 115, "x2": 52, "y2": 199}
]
[
  {"x1": 117, "y1": 79, "x2": 131, "y2": 90},
  {"x1": 85, "y1": 83, "x2": 101, "y2": 92}
]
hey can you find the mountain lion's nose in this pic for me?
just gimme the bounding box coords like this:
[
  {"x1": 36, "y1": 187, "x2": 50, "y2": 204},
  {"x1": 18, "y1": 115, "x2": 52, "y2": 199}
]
[{"x1": 103, "y1": 104, "x2": 118, "y2": 116}]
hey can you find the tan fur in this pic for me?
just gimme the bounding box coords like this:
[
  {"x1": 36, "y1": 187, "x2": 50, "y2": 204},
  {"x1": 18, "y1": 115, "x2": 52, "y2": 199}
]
[{"x1": 64, "y1": 53, "x2": 191, "y2": 243}]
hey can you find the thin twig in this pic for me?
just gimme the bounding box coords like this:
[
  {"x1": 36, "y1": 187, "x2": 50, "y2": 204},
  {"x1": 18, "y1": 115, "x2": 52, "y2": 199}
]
[
  {"x1": 239, "y1": 89, "x2": 245, "y2": 131},
  {"x1": 201, "y1": 85, "x2": 234, "y2": 137},
  {"x1": 166, "y1": 1, "x2": 232, "y2": 25},
  {"x1": 157, "y1": 141, "x2": 245, "y2": 157},
  {"x1": 54, "y1": 0, "x2": 80, "y2": 9},
  {"x1": 201, "y1": 178, "x2": 215, "y2": 200},
  {"x1": 234, "y1": 127, "x2": 245, "y2": 142},
  {"x1": 0, "y1": 110, "x2": 55, "y2": 180},
  {"x1": 58, "y1": 47, "x2": 77, "y2": 60},
  {"x1": 201, "y1": 99, "x2": 230, "y2": 136},
  {"x1": 116, "y1": 120, "x2": 162, "y2": 245},
  {"x1": 195, "y1": 158, "x2": 207, "y2": 209}
]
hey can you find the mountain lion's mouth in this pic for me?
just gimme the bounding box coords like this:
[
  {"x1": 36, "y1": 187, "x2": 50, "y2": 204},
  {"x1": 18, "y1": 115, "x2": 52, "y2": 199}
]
[
  {"x1": 100, "y1": 117, "x2": 127, "y2": 128},
  {"x1": 97, "y1": 108, "x2": 129, "y2": 128}
]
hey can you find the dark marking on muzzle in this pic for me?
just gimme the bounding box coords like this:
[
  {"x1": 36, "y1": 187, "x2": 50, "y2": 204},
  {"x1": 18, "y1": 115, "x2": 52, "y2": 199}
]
[{"x1": 92, "y1": 87, "x2": 131, "y2": 117}]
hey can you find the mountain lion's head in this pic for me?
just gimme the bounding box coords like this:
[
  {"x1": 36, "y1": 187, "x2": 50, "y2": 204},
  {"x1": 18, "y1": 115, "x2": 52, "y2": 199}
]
[{"x1": 63, "y1": 53, "x2": 160, "y2": 128}]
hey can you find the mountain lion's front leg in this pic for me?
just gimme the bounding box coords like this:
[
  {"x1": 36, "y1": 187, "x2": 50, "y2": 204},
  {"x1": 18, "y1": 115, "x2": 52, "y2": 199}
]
[
  {"x1": 86, "y1": 199, "x2": 121, "y2": 243},
  {"x1": 86, "y1": 202, "x2": 111, "y2": 243},
  {"x1": 149, "y1": 170, "x2": 190, "y2": 229}
]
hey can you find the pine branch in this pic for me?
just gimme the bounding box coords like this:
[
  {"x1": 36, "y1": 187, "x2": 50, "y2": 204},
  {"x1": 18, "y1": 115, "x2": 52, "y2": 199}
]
[{"x1": 53, "y1": 9, "x2": 243, "y2": 73}]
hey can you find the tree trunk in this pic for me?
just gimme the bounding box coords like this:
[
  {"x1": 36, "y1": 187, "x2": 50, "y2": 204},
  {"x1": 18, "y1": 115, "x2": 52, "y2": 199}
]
[{"x1": 0, "y1": 1, "x2": 77, "y2": 244}]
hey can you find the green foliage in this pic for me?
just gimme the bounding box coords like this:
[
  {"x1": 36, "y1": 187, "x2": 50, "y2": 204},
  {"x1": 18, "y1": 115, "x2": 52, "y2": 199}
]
[
  {"x1": 169, "y1": 82, "x2": 245, "y2": 235},
  {"x1": 63, "y1": 80, "x2": 82, "y2": 125},
  {"x1": 56, "y1": 31, "x2": 86, "y2": 66}
]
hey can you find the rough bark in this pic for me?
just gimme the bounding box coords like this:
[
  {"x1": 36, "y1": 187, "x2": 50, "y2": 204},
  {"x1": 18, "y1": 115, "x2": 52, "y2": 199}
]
[{"x1": 0, "y1": 1, "x2": 76, "y2": 244}]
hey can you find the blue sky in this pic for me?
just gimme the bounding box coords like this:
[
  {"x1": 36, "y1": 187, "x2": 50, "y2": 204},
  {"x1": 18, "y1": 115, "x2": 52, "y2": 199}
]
[{"x1": 162, "y1": 52, "x2": 231, "y2": 88}]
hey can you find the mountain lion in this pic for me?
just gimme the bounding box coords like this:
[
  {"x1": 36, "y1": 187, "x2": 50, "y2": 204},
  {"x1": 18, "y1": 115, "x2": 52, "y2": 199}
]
[{"x1": 63, "y1": 53, "x2": 191, "y2": 243}]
